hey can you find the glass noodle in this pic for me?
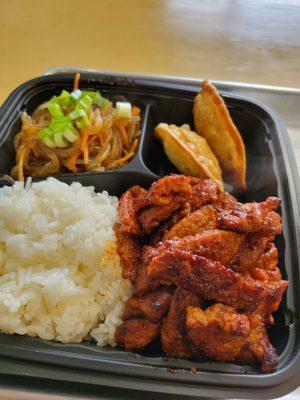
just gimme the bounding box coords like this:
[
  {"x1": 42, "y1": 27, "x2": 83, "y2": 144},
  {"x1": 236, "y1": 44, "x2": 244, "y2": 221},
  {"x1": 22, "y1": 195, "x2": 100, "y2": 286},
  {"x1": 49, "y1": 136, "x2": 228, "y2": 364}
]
[{"x1": 11, "y1": 74, "x2": 141, "y2": 181}]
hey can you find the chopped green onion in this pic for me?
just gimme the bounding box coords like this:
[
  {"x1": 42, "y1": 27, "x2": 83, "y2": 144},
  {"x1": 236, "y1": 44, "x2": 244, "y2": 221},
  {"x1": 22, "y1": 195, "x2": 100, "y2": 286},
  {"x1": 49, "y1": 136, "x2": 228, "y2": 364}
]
[
  {"x1": 39, "y1": 88, "x2": 110, "y2": 148},
  {"x1": 97, "y1": 97, "x2": 109, "y2": 108},
  {"x1": 81, "y1": 91, "x2": 97, "y2": 102},
  {"x1": 55, "y1": 90, "x2": 72, "y2": 109},
  {"x1": 63, "y1": 129, "x2": 79, "y2": 143},
  {"x1": 69, "y1": 109, "x2": 87, "y2": 120},
  {"x1": 71, "y1": 89, "x2": 82, "y2": 100},
  {"x1": 69, "y1": 108, "x2": 90, "y2": 128},
  {"x1": 38, "y1": 128, "x2": 53, "y2": 140},
  {"x1": 49, "y1": 119, "x2": 69, "y2": 133},
  {"x1": 47, "y1": 102, "x2": 63, "y2": 117},
  {"x1": 81, "y1": 90, "x2": 109, "y2": 107},
  {"x1": 76, "y1": 94, "x2": 93, "y2": 111},
  {"x1": 116, "y1": 102, "x2": 132, "y2": 118},
  {"x1": 81, "y1": 90, "x2": 94, "y2": 97},
  {"x1": 76, "y1": 118, "x2": 89, "y2": 129},
  {"x1": 53, "y1": 132, "x2": 68, "y2": 148},
  {"x1": 43, "y1": 137, "x2": 56, "y2": 148}
]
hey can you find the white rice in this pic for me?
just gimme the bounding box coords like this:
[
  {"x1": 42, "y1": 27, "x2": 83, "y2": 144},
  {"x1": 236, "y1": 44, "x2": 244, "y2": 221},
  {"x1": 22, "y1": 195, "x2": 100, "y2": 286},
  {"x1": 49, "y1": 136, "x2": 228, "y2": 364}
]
[{"x1": 0, "y1": 178, "x2": 132, "y2": 346}]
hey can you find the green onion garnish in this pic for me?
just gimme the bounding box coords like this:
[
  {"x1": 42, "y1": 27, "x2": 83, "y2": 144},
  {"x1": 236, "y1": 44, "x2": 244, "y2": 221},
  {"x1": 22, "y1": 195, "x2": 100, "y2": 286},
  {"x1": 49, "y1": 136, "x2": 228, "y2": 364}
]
[
  {"x1": 47, "y1": 102, "x2": 64, "y2": 117},
  {"x1": 63, "y1": 129, "x2": 79, "y2": 143},
  {"x1": 53, "y1": 132, "x2": 68, "y2": 148},
  {"x1": 38, "y1": 128, "x2": 53, "y2": 140},
  {"x1": 55, "y1": 90, "x2": 72, "y2": 109},
  {"x1": 43, "y1": 137, "x2": 56, "y2": 149},
  {"x1": 39, "y1": 88, "x2": 109, "y2": 148},
  {"x1": 116, "y1": 102, "x2": 132, "y2": 118},
  {"x1": 71, "y1": 89, "x2": 82, "y2": 100},
  {"x1": 68, "y1": 108, "x2": 87, "y2": 120}
]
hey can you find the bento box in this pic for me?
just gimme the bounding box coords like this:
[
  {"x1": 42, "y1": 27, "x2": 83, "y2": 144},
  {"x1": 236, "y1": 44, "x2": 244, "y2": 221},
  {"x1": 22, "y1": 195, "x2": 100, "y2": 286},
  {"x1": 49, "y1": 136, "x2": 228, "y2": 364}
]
[{"x1": 0, "y1": 73, "x2": 299, "y2": 399}]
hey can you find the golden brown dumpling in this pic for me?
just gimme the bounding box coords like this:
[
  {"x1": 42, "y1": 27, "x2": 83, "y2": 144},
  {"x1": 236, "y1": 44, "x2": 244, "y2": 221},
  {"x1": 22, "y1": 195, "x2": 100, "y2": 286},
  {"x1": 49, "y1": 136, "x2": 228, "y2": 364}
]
[
  {"x1": 193, "y1": 80, "x2": 246, "y2": 192},
  {"x1": 155, "y1": 123, "x2": 223, "y2": 188}
]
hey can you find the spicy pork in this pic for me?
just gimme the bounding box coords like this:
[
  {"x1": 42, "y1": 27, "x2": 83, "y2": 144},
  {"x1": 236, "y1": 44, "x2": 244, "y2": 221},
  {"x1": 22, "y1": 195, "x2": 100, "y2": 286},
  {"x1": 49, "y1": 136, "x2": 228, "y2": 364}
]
[{"x1": 115, "y1": 175, "x2": 287, "y2": 371}]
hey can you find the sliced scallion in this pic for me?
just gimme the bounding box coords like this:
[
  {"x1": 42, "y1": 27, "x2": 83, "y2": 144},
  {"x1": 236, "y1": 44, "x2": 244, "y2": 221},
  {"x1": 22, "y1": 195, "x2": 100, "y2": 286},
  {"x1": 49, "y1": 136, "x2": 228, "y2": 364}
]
[
  {"x1": 55, "y1": 90, "x2": 72, "y2": 109},
  {"x1": 47, "y1": 102, "x2": 63, "y2": 117},
  {"x1": 116, "y1": 102, "x2": 132, "y2": 118},
  {"x1": 75, "y1": 118, "x2": 89, "y2": 129},
  {"x1": 71, "y1": 89, "x2": 82, "y2": 100},
  {"x1": 69, "y1": 108, "x2": 87, "y2": 120},
  {"x1": 39, "y1": 128, "x2": 53, "y2": 140},
  {"x1": 76, "y1": 94, "x2": 93, "y2": 111},
  {"x1": 53, "y1": 132, "x2": 68, "y2": 148},
  {"x1": 43, "y1": 137, "x2": 56, "y2": 149},
  {"x1": 63, "y1": 129, "x2": 79, "y2": 143}
]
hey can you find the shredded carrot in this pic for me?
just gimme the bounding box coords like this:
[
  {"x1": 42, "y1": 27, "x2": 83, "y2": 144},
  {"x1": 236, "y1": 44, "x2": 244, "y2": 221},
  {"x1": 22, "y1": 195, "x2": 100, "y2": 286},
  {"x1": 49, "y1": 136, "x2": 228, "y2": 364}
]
[
  {"x1": 66, "y1": 148, "x2": 81, "y2": 173},
  {"x1": 130, "y1": 138, "x2": 138, "y2": 153},
  {"x1": 98, "y1": 131, "x2": 104, "y2": 147},
  {"x1": 73, "y1": 73, "x2": 80, "y2": 91},
  {"x1": 112, "y1": 151, "x2": 134, "y2": 165},
  {"x1": 87, "y1": 134, "x2": 97, "y2": 146},
  {"x1": 80, "y1": 130, "x2": 90, "y2": 165},
  {"x1": 117, "y1": 121, "x2": 129, "y2": 149},
  {"x1": 18, "y1": 147, "x2": 28, "y2": 182},
  {"x1": 132, "y1": 107, "x2": 140, "y2": 116}
]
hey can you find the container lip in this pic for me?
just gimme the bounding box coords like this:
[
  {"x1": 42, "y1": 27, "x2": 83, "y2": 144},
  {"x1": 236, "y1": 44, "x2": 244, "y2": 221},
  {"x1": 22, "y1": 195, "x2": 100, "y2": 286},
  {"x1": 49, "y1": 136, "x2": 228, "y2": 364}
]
[
  {"x1": 0, "y1": 335, "x2": 300, "y2": 389},
  {"x1": 43, "y1": 66, "x2": 300, "y2": 93},
  {"x1": 0, "y1": 72, "x2": 299, "y2": 397},
  {"x1": 1, "y1": 71, "x2": 300, "y2": 112},
  {"x1": 0, "y1": 352, "x2": 299, "y2": 399}
]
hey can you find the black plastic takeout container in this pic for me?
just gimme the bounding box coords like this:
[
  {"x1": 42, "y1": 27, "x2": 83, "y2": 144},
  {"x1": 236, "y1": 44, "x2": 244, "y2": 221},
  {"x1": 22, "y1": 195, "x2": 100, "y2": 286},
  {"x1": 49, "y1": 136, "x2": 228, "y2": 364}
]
[{"x1": 0, "y1": 73, "x2": 299, "y2": 399}]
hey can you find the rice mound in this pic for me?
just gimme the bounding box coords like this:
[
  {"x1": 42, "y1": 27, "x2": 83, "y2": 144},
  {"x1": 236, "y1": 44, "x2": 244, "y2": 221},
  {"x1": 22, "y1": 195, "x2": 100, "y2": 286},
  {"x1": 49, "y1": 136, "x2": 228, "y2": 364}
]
[{"x1": 0, "y1": 178, "x2": 132, "y2": 346}]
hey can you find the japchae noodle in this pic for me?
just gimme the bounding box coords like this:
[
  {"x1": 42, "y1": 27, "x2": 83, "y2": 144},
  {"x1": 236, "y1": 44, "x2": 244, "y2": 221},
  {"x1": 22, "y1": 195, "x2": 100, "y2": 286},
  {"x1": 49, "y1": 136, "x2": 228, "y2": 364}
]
[{"x1": 11, "y1": 74, "x2": 141, "y2": 181}]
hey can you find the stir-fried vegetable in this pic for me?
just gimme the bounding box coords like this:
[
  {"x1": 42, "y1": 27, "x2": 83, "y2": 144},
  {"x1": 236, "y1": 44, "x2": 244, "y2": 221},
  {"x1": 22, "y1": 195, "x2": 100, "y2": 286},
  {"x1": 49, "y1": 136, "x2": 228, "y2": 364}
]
[{"x1": 11, "y1": 74, "x2": 141, "y2": 181}]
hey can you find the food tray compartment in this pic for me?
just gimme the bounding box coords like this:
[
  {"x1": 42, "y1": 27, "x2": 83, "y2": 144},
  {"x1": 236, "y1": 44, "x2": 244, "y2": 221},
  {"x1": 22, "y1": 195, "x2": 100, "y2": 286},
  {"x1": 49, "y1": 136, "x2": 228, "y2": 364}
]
[
  {"x1": 0, "y1": 73, "x2": 299, "y2": 399},
  {"x1": 0, "y1": 78, "x2": 156, "y2": 184}
]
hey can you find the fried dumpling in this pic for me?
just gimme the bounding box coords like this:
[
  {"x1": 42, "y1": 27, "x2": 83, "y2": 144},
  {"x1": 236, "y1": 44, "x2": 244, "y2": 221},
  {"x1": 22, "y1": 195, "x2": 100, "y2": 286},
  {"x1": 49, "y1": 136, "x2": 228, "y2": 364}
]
[
  {"x1": 155, "y1": 123, "x2": 223, "y2": 188},
  {"x1": 193, "y1": 80, "x2": 246, "y2": 192}
]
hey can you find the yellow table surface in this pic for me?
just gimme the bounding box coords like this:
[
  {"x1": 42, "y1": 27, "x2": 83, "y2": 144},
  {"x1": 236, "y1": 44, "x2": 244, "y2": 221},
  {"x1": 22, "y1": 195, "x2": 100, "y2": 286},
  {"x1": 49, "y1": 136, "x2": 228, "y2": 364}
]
[
  {"x1": 1, "y1": 1, "x2": 300, "y2": 399},
  {"x1": 1, "y1": 0, "x2": 300, "y2": 105}
]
